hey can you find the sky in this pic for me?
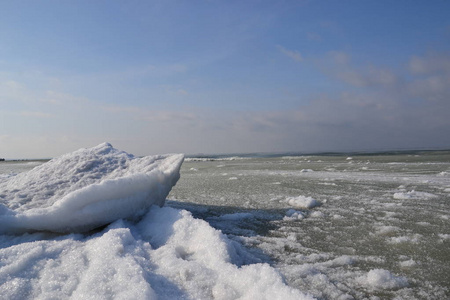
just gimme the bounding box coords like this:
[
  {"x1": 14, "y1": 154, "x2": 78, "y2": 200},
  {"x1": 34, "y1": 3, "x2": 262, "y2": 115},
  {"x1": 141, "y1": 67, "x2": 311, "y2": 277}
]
[{"x1": 1, "y1": 0, "x2": 450, "y2": 158}]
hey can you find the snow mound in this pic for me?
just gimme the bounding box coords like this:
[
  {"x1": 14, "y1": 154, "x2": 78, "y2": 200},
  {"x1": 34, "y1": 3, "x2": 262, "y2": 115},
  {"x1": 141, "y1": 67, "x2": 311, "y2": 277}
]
[{"x1": 0, "y1": 143, "x2": 184, "y2": 234}]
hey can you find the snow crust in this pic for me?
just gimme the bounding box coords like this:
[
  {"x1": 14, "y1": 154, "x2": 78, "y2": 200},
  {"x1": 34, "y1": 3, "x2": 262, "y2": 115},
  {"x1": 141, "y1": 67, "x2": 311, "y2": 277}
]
[{"x1": 0, "y1": 143, "x2": 184, "y2": 233}]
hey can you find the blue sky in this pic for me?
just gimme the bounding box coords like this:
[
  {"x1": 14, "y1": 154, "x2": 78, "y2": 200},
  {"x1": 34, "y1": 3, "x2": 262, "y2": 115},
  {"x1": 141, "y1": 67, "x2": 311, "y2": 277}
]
[{"x1": 1, "y1": 0, "x2": 450, "y2": 158}]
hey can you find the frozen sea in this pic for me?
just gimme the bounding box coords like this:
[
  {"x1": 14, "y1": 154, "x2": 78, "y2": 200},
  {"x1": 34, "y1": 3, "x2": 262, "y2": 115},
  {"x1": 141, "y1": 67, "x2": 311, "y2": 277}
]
[{"x1": 1, "y1": 146, "x2": 449, "y2": 299}]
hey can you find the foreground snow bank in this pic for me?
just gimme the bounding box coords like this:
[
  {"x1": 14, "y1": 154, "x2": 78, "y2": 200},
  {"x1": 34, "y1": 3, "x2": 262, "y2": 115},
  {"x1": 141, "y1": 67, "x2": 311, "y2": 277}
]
[
  {"x1": 0, "y1": 206, "x2": 312, "y2": 300},
  {"x1": 0, "y1": 143, "x2": 184, "y2": 233}
]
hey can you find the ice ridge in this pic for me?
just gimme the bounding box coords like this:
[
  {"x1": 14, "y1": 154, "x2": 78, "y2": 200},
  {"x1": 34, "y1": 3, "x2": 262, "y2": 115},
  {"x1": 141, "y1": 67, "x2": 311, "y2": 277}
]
[{"x1": 0, "y1": 143, "x2": 184, "y2": 234}]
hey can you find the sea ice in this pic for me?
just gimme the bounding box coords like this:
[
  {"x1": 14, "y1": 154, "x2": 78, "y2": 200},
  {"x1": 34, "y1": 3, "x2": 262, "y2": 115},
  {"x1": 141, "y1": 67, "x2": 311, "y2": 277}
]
[{"x1": 0, "y1": 143, "x2": 184, "y2": 233}]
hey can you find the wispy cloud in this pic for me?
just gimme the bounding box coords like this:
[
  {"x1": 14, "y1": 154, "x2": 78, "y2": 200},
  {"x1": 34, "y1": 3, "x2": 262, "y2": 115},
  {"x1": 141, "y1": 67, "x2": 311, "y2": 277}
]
[
  {"x1": 409, "y1": 53, "x2": 450, "y2": 74},
  {"x1": 406, "y1": 53, "x2": 450, "y2": 103},
  {"x1": 319, "y1": 51, "x2": 450, "y2": 107},
  {"x1": 20, "y1": 111, "x2": 54, "y2": 118},
  {"x1": 320, "y1": 51, "x2": 399, "y2": 88},
  {"x1": 307, "y1": 32, "x2": 322, "y2": 42},
  {"x1": 277, "y1": 45, "x2": 303, "y2": 63},
  {"x1": 42, "y1": 90, "x2": 91, "y2": 106},
  {"x1": 0, "y1": 80, "x2": 30, "y2": 103}
]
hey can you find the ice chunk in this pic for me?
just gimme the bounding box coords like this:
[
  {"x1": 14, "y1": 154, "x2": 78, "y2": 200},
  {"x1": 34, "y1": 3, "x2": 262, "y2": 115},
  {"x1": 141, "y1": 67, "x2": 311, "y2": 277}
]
[
  {"x1": 393, "y1": 190, "x2": 437, "y2": 200},
  {"x1": 309, "y1": 211, "x2": 325, "y2": 218},
  {"x1": 357, "y1": 269, "x2": 408, "y2": 290},
  {"x1": 0, "y1": 143, "x2": 184, "y2": 234},
  {"x1": 399, "y1": 259, "x2": 417, "y2": 268},
  {"x1": 285, "y1": 196, "x2": 321, "y2": 209},
  {"x1": 284, "y1": 209, "x2": 305, "y2": 220}
]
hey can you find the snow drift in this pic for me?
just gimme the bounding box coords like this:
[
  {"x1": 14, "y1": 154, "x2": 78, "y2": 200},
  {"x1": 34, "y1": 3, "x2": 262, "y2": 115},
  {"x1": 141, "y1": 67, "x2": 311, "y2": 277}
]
[{"x1": 0, "y1": 143, "x2": 184, "y2": 233}]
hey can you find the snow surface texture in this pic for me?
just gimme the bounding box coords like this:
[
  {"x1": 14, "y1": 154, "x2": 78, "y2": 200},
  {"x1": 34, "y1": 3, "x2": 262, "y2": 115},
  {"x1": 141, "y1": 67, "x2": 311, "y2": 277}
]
[
  {"x1": 0, "y1": 143, "x2": 184, "y2": 233},
  {"x1": 0, "y1": 207, "x2": 312, "y2": 300}
]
